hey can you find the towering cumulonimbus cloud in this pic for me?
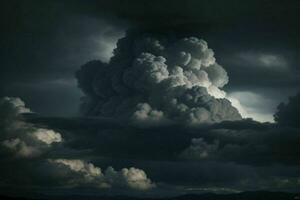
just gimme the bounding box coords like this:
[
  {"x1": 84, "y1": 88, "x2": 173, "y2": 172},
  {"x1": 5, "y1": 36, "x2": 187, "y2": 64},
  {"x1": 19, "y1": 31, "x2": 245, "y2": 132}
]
[{"x1": 76, "y1": 33, "x2": 242, "y2": 124}]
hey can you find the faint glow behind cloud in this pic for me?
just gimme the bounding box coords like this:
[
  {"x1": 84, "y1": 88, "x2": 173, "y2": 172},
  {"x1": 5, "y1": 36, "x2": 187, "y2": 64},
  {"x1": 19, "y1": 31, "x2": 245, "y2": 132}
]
[
  {"x1": 229, "y1": 91, "x2": 275, "y2": 122},
  {"x1": 236, "y1": 52, "x2": 288, "y2": 70},
  {"x1": 90, "y1": 26, "x2": 125, "y2": 63}
]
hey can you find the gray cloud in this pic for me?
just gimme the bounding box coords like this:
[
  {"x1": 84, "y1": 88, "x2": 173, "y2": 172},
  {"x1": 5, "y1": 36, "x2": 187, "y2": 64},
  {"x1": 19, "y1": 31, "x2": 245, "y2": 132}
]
[
  {"x1": 274, "y1": 92, "x2": 300, "y2": 127},
  {"x1": 179, "y1": 138, "x2": 219, "y2": 160},
  {"x1": 25, "y1": 111, "x2": 300, "y2": 167},
  {"x1": 2, "y1": 93, "x2": 300, "y2": 195},
  {"x1": 76, "y1": 33, "x2": 243, "y2": 125},
  {"x1": 179, "y1": 126, "x2": 300, "y2": 166}
]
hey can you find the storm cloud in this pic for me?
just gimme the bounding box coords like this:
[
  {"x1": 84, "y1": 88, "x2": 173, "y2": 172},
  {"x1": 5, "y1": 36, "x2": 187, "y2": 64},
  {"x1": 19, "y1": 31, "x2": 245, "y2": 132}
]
[
  {"x1": 1, "y1": 91, "x2": 300, "y2": 196},
  {"x1": 76, "y1": 32, "x2": 243, "y2": 125},
  {"x1": 274, "y1": 92, "x2": 300, "y2": 127}
]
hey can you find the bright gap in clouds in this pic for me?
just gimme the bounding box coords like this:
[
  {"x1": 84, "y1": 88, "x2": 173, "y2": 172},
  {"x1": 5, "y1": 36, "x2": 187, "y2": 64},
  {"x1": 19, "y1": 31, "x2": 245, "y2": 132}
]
[
  {"x1": 90, "y1": 26, "x2": 125, "y2": 63},
  {"x1": 228, "y1": 91, "x2": 275, "y2": 122},
  {"x1": 75, "y1": 17, "x2": 126, "y2": 63}
]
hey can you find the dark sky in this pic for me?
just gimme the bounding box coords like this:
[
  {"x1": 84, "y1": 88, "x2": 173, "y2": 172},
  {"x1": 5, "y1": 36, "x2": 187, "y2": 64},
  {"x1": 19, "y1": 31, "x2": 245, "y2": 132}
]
[
  {"x1": 1, "y1": 0, "x2": 300, "y2": 120},
  {"x1": 1, "y1": 0, "x2": 300, "y2": 198}
]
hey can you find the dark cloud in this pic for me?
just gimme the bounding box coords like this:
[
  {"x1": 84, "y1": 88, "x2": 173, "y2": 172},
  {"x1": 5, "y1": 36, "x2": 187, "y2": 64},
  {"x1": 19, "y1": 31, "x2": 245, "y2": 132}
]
[
  {"x1": 1, "y1": 92, "x2": 300, "y2": 196},
  {"x1": 67, "y1": 0, "x2": 300, "y2": 33},
  {"x1": 274, "y1": 92, "x2": 300, "y2": 127},
  {"x1": 76, "y1": 32, "x2": 243, "y2": 124},
  {"x1": 21, "y1": 110, "x2": 300, "y2": 194},
  {"x1": 0, "y1": 97, "x2": 156, "y2": 195}
]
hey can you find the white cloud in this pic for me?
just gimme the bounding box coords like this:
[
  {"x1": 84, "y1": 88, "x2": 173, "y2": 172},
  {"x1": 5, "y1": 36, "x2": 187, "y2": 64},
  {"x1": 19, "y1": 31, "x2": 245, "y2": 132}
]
[
  {"x1": 0, "y1": 97, "x2": 63, "y2": 158},
  {"x1": 49, "y1": 159, "x2": 155, "y2": 190},
  {"x1": 33, "y1": 129, "x2": 62, "y2": 145},
  {"x1": 105, "y1": 166, "x2": 156, "y2": 190}
]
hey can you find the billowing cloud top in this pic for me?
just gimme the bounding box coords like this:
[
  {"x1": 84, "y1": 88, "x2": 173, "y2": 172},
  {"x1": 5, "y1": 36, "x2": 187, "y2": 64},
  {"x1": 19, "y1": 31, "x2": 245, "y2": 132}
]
[{"x1": 76, "y1": 33, "x2": 242, "y2": 125}]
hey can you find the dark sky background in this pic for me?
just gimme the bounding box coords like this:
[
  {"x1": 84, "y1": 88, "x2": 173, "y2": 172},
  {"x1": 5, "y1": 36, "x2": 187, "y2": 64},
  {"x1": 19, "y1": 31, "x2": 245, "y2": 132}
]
[
  {"x1": 1, "y1": 0, "x2": 300, "y2": 120},
  {"x1": 1, "y1": 1, "x2": 300, "y2": 198}
]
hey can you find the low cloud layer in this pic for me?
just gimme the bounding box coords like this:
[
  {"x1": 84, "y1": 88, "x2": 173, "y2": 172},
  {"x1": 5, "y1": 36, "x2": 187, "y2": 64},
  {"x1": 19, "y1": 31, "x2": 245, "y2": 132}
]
[
  {"x1": 179, "y1": 138, "x2": 219, "y2": 160},
  {"x1": 76, "y1": 32, "x2": 244, "y2": 125},
  {"x1": 0, "y1": 97, "x2": 62, "y2": 158},
  {"x1": 0, "y1": 97, "x2": 155, "y2": 193},
  {"x1": 49, "y1": 159, "x2": 155, "y2": 190},
  {"x1": 1, "y1": 91, "x2": 300, "y2": 196}
]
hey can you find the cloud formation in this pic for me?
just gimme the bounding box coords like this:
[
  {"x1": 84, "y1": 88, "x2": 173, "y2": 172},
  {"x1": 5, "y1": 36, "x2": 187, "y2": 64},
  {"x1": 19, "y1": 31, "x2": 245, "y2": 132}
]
[
  {"x1": 76, "y1": 33, "x2": 242, "y2": 125},
  {"x1": 0, "y1": 97, "x2": 62, "y2": 158},
  {"x1": 179, "y1": 138, "x2": 219, "y2": 160},
  {"x1": 1, "y1": 93, "x2": 300, "y2": 195},
  {"x1": 274, "y1": 92, "x2": 300, "y2": 127},
  {"x1": 49, "y1": 159, "x2": 155, "y2": 190},
  {"x1": 0, "y1": 97, "x2": 155, "y2": 193}
]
